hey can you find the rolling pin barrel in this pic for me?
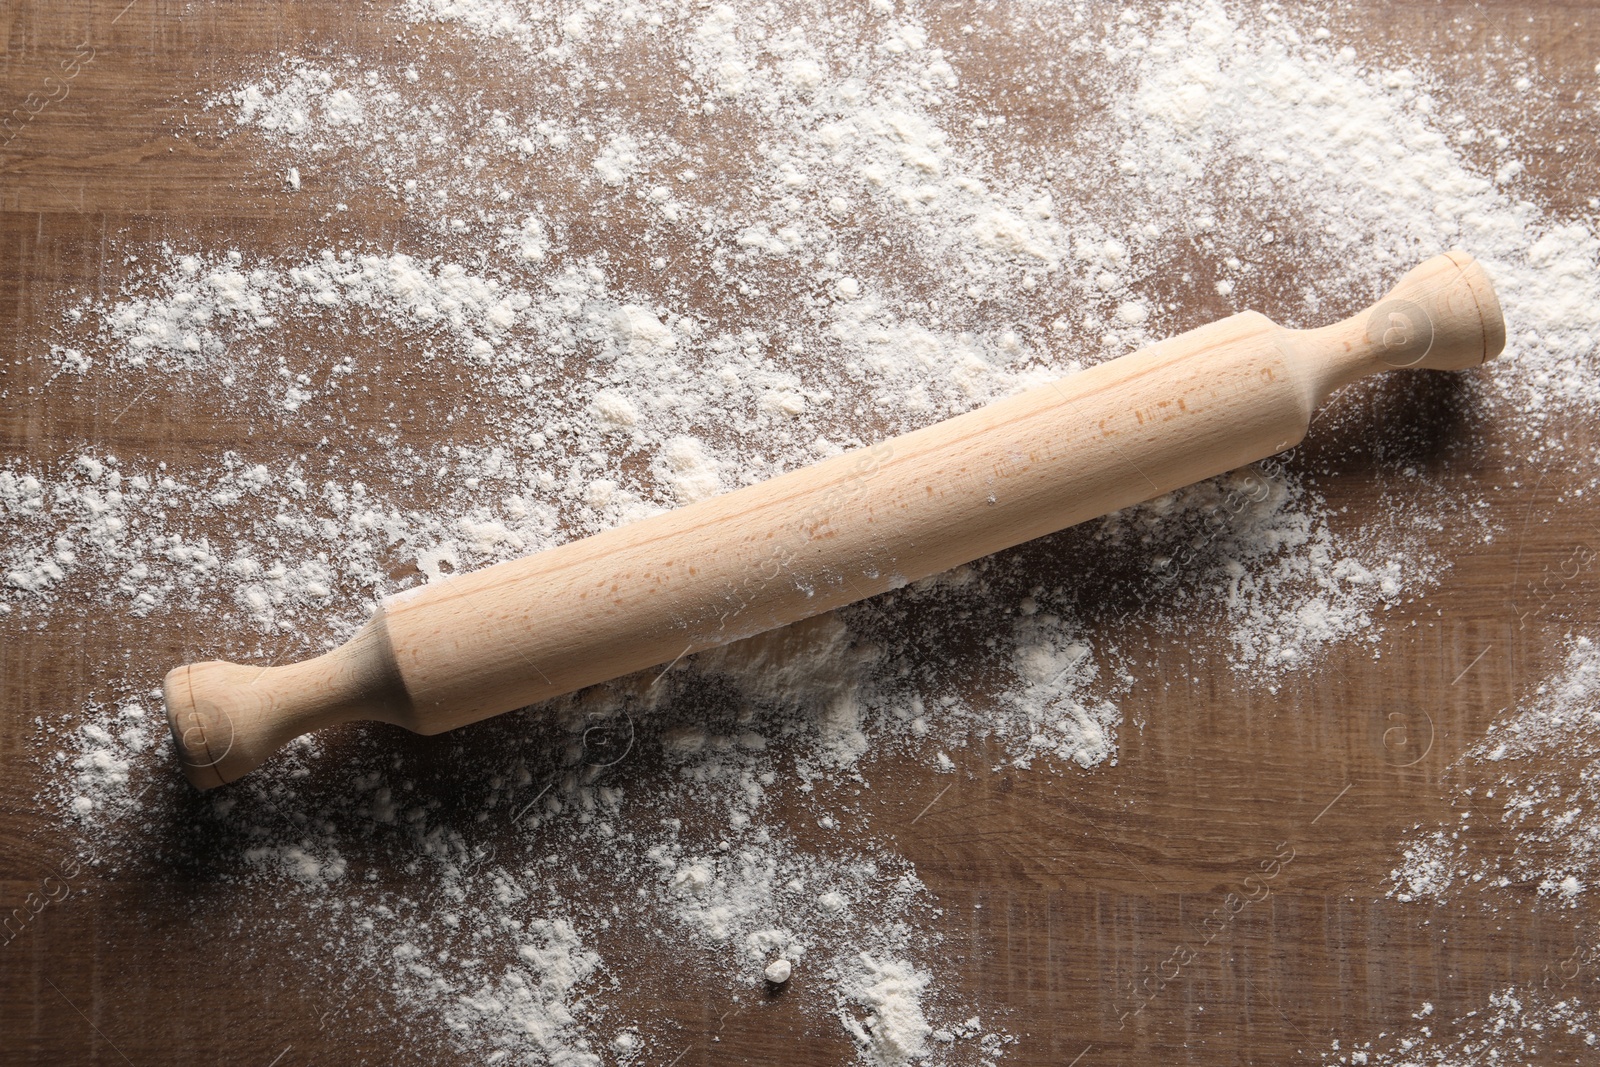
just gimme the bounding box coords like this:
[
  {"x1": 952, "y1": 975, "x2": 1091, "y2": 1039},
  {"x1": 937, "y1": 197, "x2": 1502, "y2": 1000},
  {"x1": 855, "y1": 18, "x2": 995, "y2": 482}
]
[{"x1": 166, "y1": 252, "x2": 1505, "y2": 788}]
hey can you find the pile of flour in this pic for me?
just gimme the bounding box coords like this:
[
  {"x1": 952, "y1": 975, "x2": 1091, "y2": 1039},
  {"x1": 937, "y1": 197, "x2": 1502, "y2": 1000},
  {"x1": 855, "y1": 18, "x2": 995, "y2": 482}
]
[{"x1": 13, "y1": 1, "x2": 1600, "y2": 1064}]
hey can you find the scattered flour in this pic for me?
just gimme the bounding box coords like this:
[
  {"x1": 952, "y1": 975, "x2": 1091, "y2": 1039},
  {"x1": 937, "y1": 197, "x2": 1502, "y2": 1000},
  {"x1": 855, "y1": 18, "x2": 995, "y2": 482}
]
[
  {"x1": 1325, "y1": 989, "x2": 1598, "y2": 1066},
  {"x1": 11, "y1": 0, "x2": 1600, "y2": 1064},
  {"x1": 1391, "y1": 636, "x2": 1600, "y2": 908}
]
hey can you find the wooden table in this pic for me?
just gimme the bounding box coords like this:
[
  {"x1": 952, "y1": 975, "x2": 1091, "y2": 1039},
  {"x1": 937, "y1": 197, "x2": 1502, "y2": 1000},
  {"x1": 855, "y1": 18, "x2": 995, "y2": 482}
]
[{"x1": 4, "y1": 2, "x2": 1598, "y2": 1064}]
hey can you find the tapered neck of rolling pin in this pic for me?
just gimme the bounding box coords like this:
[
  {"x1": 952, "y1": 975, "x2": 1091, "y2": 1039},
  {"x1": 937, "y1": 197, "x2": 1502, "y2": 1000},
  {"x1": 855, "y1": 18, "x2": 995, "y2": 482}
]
[
  {"x1": 164, "y1": 615, "x2": 408, "y2": 789},
  {"x1": 1292, "y1": 251, "x2": 1506, "y2": 407}
]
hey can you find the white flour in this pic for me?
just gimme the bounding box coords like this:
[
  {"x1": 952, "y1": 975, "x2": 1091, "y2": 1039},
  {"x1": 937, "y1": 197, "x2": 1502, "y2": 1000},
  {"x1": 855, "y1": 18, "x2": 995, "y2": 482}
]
[
  {"x1": 1392, "y1": 636, "x2": 1600, "y2": 907},
  {"x1": 12, "y1": 1, "x2": 1600, "y2": 1064},
  {"x1": 839, "y1": 954, "x2": 937, "y2": 1065},
  {"x1": 1324, "y1": 989, "x2": 1597, "y2": 1065}
]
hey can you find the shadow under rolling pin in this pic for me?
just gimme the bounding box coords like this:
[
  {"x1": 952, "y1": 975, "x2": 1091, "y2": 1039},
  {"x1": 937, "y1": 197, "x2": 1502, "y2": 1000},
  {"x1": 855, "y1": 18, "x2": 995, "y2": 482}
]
[{"x1": 165, "y1": 251, "x2": 1505, "y2": 789}]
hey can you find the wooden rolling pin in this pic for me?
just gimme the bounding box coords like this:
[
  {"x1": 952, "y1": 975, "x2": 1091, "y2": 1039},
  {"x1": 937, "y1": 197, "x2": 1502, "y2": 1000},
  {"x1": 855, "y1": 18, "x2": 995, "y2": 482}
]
[{"x1": 166, "y1": 252, "x2": 1505, "y2": 788}]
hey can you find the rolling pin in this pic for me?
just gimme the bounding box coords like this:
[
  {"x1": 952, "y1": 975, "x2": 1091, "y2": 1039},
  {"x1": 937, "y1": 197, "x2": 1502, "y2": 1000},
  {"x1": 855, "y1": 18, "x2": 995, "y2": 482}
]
[{"x1": 166, "y1": 252, "x2": 1505, "y2": 788}]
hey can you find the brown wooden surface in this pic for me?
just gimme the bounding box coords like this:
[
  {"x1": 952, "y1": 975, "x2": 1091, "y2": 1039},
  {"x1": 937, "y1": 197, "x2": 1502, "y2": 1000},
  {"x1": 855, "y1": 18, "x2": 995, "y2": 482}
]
[{"x1": 3, "y1": 2, "x2": 1599, "y2": 1065}]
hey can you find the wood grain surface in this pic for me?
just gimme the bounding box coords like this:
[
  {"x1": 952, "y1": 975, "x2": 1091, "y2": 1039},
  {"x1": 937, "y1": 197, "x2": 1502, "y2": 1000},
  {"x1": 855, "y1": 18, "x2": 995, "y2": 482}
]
[{"x1": 3, "y1": 2, "x2": 1598, "y2": 1065}]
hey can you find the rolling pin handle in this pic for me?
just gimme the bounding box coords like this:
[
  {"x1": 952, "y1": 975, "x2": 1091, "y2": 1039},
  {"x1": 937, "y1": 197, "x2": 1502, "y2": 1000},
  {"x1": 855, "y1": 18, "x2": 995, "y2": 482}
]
[{"x1": 165, "y1": 616, "x2": 408, "y2": 789}]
